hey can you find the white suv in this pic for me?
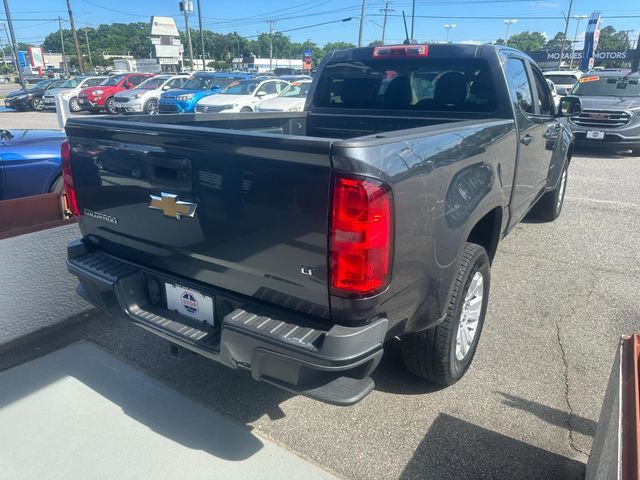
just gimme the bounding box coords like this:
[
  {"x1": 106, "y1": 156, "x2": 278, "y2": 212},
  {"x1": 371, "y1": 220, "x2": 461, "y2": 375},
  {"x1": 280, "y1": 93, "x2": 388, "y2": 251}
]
[
  {"x1": 195, "y1": 78, "x2": 290, "y2": 113},
  {"x1": 543, "y1": 71, "x2": 582, "y2": 95},
  {"x1": 114, "y1": 75, "x2": 188, "y2": 114},
  {"x1": 43, "y1": 76, "x2": 107, "y2": 112}
]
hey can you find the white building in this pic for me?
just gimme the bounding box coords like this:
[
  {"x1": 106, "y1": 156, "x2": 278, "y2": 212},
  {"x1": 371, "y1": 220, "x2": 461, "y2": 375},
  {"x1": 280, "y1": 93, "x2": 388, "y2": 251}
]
[{"x1": 231, "y1": 57, "x2": 304, "y2": 73}]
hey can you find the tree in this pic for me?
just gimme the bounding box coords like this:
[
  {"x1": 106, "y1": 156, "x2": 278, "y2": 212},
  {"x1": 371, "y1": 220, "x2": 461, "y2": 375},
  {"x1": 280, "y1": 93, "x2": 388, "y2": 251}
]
[
  {"x1": 597, "y1": 25, "x2": 631, "y2": 51},
  {"x1": 324, "y1": 41, "x2": 357, "y2": 53},
  {"x1": 501, "y1": 31, "x2": 546, "y2": 52},
  {"x1": 546, "y1": 32, "x2": 571, "y2": 52},
  {"x1": 595, "y1": 26, "x2": 632, "y2": 67}
]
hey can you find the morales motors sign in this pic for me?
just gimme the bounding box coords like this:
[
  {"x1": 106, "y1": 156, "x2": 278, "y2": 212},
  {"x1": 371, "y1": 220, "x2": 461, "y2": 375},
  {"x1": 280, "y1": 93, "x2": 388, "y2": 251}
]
[{"x1": 527, "y1": 50, "x2": 636, "y2": 63}]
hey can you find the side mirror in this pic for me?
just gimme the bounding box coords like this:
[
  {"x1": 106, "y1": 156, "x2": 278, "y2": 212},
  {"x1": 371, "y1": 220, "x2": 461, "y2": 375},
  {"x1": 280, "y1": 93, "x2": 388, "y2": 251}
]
[
  {"x1": 162, "y1": 85, "x2": 171, "y2": 91},
  {"x1": 557, "y1": 96, "x2": 582, "y2": 117},
  {"x1": 256, "y1": 91, "x2": 267, "y2": 97},
  {"x1": 124, "y1": 82, "x2": 134, "y2": 89}
]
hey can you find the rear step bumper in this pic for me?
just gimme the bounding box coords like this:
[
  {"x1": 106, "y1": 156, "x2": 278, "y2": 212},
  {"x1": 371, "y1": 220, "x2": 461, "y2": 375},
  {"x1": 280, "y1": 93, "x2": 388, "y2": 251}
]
[{"x1": 67, "y1": 239, "x2": 387, "y2": 406}]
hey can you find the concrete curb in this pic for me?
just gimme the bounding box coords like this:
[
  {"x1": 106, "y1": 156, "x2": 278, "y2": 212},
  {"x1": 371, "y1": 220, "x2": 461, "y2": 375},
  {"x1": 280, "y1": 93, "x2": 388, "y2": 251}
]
[{"x1": 0, "y1": 223, "x2": 91, "y2": 345}]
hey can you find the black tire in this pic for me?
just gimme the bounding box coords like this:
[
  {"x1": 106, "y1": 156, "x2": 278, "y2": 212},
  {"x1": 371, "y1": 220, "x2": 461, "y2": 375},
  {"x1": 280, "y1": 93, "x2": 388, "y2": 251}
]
[
  {"x1": 528, "y1": 163, "x2": 568, "y2": 222},
  {"x1": 31, "y1": 96, "x2": 45, "y2": 111},
  {"x1": 105, "y1": 97, "x2": 117, "y2": 114},
  {"x1": 69, "y1": 97, "x2": 81, "y2": 113},
  {"x1": 401, "y1": 243, "x2": 491, "y2": 386},
  {"x1": 144, "y1": 99, "x2": 158, "y2": 115},
  {"x1": 49, "y1": 175, "x2": 64, "y2": 193},
  {"x1": 240, "y1": 106, "x2": 253, "y2": 112}
]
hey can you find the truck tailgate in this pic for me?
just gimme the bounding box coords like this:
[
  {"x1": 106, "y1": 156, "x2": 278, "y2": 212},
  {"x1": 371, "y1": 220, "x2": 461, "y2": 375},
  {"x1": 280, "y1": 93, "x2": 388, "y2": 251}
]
[{"x1": 66, "y1": 121, "x2": 334, "y2": 319}]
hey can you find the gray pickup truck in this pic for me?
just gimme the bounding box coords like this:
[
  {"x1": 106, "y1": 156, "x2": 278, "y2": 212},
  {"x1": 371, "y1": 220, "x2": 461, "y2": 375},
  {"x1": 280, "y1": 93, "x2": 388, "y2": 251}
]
[{"x1": 63, "y1": 44, "x2": 580, "y2": 405}]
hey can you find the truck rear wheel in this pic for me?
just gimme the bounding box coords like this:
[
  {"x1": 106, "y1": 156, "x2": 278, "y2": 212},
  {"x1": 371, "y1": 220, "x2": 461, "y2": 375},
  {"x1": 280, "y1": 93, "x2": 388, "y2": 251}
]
[
  {"x1": 401, "y1": 243, "x2": 490, "y2": 385},
  {"x1": 528, "y1": 163, "x2": 568, "y2": 222}
]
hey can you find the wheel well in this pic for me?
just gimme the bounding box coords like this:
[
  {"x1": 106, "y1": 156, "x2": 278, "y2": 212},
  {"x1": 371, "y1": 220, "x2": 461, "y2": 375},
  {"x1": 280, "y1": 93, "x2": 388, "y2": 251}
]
[{"x1": 467, "y1": 207, "x2": 502, "y2": 262}]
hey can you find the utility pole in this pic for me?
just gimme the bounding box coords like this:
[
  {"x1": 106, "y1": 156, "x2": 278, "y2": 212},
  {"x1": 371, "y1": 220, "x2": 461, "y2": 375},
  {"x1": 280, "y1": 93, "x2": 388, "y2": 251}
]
[
  {"x1": 84, "y1": 28, "x2": 92, "y2": 68},
  {"x1": 410, "y1": 0, "x2": 416, "y2": 40},
  {"x1": 268, "y1": 19, "x2": 274, "y2": 71},
  {"x1": 558, "y1": 0, "x2": 574, "y2": 68},
  {"x1": 0, "y1": 35, "x2": 6, "y2": 68},
  {"x1": 2, "y1": 0, "x2": 24, "y2": 88},
  {"x1": 0, "y1": 22, "x2": 15, "y2": 74},
  {"x1": 65, "y1": 0, "x2": 84, "y2": 74},
  {"x1": 380, "y1": 2, "x2": 393, "y2": 44},
  {"x1": 181, "y1": 1, "x2": 195, "y2": 70},
  {"x1": 57, "y1": 17, "x2": 68, "y2": 76},
  {"x1": 569, "y1": 15, "x2": 587, "y2": 70},
  {"x1": 196, "y1": 0, "x2": 205, "y2": 70},
  {"x1": 358, "y1": 0, "x2": 366, "y2": 47}
]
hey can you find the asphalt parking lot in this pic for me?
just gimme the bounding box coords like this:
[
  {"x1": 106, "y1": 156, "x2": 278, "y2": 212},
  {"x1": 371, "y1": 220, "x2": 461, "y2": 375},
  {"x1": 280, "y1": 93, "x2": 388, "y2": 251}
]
[{"x1": 1, "y1": 106, "x2": 639, "y2": 479}]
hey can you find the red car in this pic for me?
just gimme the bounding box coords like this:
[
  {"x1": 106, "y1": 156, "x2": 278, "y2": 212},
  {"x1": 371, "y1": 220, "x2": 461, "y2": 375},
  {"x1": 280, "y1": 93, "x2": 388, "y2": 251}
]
[{"x1": 77, "y1": 73, "x2": 154, "y2": 113}]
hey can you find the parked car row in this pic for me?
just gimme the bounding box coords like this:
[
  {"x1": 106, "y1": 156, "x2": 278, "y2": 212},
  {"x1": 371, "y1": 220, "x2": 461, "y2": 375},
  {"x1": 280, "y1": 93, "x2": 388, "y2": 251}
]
[{"x1": 5, "y1": 72, "x2": 313, "y2": 115}]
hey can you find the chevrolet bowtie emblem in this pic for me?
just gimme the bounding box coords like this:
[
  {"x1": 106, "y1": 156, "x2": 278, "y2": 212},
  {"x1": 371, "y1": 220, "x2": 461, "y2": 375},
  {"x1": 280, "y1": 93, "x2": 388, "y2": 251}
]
[{"x1": 148, "y1": 192, "x2": 197, "y2": 219}]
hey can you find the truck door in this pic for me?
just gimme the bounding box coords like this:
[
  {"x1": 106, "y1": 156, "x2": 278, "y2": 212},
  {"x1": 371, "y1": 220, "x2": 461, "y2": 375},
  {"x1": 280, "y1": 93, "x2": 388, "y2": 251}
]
[{"x1": 504, "y1": 57, "x2": 555, "y2": 225}]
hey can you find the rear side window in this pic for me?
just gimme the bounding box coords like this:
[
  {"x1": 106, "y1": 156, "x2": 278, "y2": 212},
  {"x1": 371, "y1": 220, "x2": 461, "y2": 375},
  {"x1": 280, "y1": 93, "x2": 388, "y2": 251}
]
[
  {"x1": 314, "y1": 57, "x2": 497, "y2": 112},
  {"x1": 129, "y1": 75, "x2": 147, "y2": 86},
  {"x1": 85, "y1": 78, "x2": 104, "y2": 87},
  {"x1": 504, "y1": 58, "x2": 533, "y2": 114}
]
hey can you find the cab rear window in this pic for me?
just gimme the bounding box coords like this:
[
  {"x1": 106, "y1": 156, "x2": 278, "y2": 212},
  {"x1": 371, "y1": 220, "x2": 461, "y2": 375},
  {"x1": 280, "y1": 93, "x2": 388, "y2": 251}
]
[{"x1": 314, "y1": 58, "x2": 496, "y2": 113}]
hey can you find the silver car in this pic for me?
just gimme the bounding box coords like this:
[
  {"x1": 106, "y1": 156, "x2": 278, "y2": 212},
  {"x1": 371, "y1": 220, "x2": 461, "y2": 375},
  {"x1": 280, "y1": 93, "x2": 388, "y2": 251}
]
[
  {"x1": 113, "y1": 75, "x2": 188, "y2": 114},
  {"x1": 43, "y1": 76, "x2": 107, "y2": 112}
]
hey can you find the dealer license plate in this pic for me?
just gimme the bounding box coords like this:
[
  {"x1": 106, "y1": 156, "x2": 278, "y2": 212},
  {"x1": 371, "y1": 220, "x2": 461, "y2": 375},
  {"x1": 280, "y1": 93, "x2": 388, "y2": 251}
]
[
  {"x1": 78, "y1": 98, "x2": 86, "y2": 105},
  {"x1": 165, "y1": 283, "x2": 214, "y2": 326},
  {"x1": 586, "y1": 130, "x2": 605, "y2": 140}
]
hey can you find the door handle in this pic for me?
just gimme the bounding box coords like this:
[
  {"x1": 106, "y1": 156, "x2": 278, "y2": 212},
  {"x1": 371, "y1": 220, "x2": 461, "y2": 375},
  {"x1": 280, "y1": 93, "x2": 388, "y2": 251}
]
[{"x1": 520, "y1": 134, "x2": 533, "y2": 145}]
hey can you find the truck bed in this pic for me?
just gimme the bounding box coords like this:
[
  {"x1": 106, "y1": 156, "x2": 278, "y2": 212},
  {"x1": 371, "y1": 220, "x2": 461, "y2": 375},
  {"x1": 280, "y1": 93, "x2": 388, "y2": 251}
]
[{"x1": 72, "y1": 110, "x2": 491, "y2": 140}]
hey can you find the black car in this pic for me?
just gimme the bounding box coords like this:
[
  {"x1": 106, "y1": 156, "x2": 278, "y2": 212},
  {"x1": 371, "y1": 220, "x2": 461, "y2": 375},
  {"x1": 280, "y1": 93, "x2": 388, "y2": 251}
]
[
  {"x1": 566, "y1": 71, "x2": 640, "y2": 154},
  {"x1": 4, "y1": 78, "x2": 67, "y2": 111}
]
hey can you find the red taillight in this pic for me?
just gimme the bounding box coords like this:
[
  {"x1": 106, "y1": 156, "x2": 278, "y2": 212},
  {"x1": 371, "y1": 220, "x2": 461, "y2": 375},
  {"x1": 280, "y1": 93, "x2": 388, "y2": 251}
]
[
  {"x1": 61, "y1": 139, "x2": 80, "y2": 216},
  {"x1": 330, "y1": 175, "x2": 393, "y2": 297}
]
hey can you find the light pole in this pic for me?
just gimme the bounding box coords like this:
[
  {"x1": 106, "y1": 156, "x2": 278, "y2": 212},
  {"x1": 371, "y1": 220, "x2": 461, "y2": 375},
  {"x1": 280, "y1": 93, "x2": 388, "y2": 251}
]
[
  {"x1": 443, "y1": 24, "x2": 456, "y2": 43},
  {"x1": 569, "y1": 14, "x2": 587, "y2": 70},
  {"x1": 503, "y1": 19, "x2": 517, "y2": 46}
]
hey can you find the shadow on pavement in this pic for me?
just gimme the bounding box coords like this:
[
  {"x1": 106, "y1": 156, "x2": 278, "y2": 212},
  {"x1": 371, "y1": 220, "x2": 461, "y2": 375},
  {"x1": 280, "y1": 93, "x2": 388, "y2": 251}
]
[
  {"x1": 498, "y1": 391, "x2": 597, "y2": 437},
  {"x1": 0, "y1": 342, "x2": 265, "y2": 461},
  {"x1": 400, "y1": 414, "x2": 585, "y2": 480},
  {"x1": 373, "y1": 338, "x2": 446, "y2": 395}
]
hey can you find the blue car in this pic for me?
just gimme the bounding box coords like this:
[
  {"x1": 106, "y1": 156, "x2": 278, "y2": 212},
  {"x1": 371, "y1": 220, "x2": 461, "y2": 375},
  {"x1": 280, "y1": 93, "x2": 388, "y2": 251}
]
[
  {"x1": 158, "y1": 72, "x2": 253, "y2": 113},
  {"x1": 0, "y1": 129, "x2": 66, "y2": 200}
]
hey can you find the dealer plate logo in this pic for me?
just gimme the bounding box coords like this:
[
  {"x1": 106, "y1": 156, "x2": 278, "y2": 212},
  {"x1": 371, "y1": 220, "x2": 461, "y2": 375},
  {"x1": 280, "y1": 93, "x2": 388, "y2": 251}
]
[{"x1": 181, "y1": 291, "x2": 199, "y2": 314}]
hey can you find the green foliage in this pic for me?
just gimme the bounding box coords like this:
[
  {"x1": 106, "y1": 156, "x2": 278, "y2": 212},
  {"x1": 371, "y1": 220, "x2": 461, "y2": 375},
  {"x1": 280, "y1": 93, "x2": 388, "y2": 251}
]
[
  {"x1": 503, "y1": 31, "x2": 547, "y2": 52},
  {"x1": 596, "y1": 26, "x2": 632, "y2": 67},
  {"x1": 545, "y1": 32, "x2": 571, "y2": 52}
]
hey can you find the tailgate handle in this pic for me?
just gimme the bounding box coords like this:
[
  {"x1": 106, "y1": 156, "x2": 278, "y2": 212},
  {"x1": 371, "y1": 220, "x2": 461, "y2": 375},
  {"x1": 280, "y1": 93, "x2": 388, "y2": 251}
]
[{"x1": 147, "y1": 155, "x2": 192, "y2": 189}]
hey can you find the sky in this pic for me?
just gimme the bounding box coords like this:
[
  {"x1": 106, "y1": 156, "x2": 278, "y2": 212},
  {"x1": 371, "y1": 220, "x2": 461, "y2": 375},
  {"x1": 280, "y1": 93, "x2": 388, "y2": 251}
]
[{"x1": 3, "y1": 0, "x2": 640, "y2": 50}]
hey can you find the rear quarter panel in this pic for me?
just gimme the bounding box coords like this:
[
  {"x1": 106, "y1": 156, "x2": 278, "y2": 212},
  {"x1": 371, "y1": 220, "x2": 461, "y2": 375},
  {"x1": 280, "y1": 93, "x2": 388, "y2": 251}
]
[{"x1": 330, "y1": 119, "x2": 517, "y2": 335}]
